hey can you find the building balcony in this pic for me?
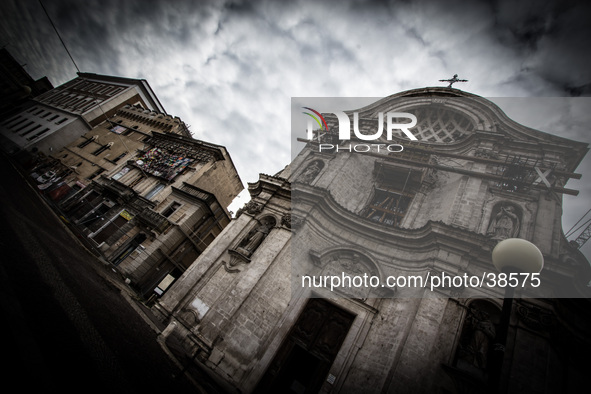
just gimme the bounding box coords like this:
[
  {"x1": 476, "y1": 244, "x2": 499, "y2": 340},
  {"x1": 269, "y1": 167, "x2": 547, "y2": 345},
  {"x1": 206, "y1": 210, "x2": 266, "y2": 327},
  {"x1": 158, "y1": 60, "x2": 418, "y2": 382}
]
[{"x1": 137, "y1": 208, "x2": 171, "y2": 233}]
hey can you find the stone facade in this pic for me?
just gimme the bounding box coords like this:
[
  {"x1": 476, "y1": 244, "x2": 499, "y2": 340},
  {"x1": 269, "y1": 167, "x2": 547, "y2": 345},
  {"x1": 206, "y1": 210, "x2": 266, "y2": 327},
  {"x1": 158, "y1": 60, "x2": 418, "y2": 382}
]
[
  {"x1": 153, "y1": 88, "x2": 591, "y2": 393},
  {"x1": 0, "y1": 72, "x2": 165, "y2": 156},
  {"x1": 32, "y1": 103, "x2": 243, "y2": 298}
]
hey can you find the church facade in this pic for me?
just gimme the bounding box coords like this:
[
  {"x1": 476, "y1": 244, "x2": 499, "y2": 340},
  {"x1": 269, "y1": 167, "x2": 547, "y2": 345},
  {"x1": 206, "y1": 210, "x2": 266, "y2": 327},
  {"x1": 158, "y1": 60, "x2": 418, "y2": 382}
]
[{"x1": 153, "y1": 88, "x2": 590, "y2": 393}]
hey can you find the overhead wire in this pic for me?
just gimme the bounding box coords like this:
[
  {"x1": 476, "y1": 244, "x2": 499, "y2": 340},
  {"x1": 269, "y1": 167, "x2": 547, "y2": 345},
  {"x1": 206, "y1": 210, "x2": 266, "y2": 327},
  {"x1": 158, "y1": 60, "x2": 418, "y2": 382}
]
[
  {"x1": 565, "y1": 208, "x2": 591, "y2": 238},
  {"x1": 39, "y1": 0, "x2": 151, "y2": 179},
  {"x1": 38, "y1": 0, "x2": 80, "y2": 73}
]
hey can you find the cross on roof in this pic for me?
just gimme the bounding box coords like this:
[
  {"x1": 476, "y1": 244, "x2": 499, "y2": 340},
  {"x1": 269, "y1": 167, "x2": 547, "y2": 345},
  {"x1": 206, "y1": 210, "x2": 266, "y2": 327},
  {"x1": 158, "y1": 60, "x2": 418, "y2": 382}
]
[{"x1": 439, "y1": 74, "x2": 468, "y2": 88}]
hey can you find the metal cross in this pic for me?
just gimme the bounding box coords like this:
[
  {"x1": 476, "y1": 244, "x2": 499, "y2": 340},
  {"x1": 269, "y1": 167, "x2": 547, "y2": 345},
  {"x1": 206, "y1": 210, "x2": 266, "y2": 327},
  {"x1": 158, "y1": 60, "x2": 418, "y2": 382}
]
[{"x1": 439, "y1": 74, "x2": 468, "y2": 88}]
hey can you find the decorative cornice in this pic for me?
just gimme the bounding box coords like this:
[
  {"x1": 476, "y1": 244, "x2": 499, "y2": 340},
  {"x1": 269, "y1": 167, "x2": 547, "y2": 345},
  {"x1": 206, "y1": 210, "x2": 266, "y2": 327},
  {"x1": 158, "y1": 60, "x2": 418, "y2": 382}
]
[
  {"x1": 247, "y1": 173, "x2": 291, "y2": 199},
  {"x1": 293, "y1": 181, "x2": 493, "y2": 254}
]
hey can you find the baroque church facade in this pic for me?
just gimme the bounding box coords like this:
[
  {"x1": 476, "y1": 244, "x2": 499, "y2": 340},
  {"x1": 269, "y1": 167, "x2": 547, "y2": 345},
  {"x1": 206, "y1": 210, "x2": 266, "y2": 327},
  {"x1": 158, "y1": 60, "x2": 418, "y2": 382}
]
[{"x1": 152, "y1": 88, "x2": 591, "y2": 393}]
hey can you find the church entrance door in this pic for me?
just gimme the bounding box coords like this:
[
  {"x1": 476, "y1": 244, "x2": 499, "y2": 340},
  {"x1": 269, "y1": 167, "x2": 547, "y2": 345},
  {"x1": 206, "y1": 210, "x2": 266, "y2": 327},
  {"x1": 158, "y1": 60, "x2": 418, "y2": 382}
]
[{"x1": 256, "y1": 298, "x2": 355, "y2": 393}]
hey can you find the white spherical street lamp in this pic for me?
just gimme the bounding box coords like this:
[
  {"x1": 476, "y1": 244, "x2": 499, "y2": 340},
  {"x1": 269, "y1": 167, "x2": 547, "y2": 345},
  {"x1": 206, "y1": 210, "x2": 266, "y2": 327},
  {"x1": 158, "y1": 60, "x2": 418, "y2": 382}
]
[
  {"x1": 488, "y1": 238, "x2": 543, "y2": 393},
  {"x1": 492, "y1": 238, "x2": 544, "y2": 275}
]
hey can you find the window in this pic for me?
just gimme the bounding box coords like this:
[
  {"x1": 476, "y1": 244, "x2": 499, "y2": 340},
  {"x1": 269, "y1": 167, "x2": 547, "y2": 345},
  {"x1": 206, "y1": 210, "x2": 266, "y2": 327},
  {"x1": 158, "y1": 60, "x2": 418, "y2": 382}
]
[
  {"x1": 128, "y1": 175, "x2": 145, "y2": 188},
  {"x1": 144, "y1": 183, "x2": 165, "y2": 200},
  {"x1": 5, "y1": 115, "x2": 24, "y2": 128},
  {"x1": 391, "y1": 106, "x2": 475, "y2": 143},
  {"x1": 110, "y1": 125, "x2": 127, "y2": 134},
  {"x1": 162, "y1": 202, "x2": 181, "y2": 218},
  {"x1": 91, "y1": 212, "x2": 130, "y2": 245},
  {"x1": 20, "y1": 124, "x2": 41, "y2": 137},
  {"x1": 107, "y1": 87, "x2": 124, "y2": 97},
  {"x1": 81, "y1": 204, "x2": 110, "y2": 228},
  {"x1": 13, "y1": 120, "x2": 35, "y2": 133},
  {"x1": 92, "y1": 142, "x2": 113, "y2": 156},
  {"x1": 360, "y1": 164, "x2": 421, "y2": 228},
  {"x1": 80, "y1": 102, "x2": 96, "y2": 112},
  {"x1": 78, "y1": 136, "x2": 97, "y2": 148},
  {"x1": 89, "y1": 168, "x2": 105, "y2": 180},
  {"x1": 96, "y1": 85, "x2": 111, "y2": 95},
  {"x1": 63, "y1": 94, "x2": 78, "y2": 106},
  {"x1": 56, "y1": 117, "x2": 68, "y2": 125},
  {"x1": 28, "y1": 128, "x2": 50, "y2": 141},
  {"x1": 362, "y1": 188, "x2": 412, "y2": 227},
  {"x1": 112, "y1": 166, "x2": 130, "y2": 180},
  {"x1": 111, "y1": 152, "x2": 127, "y2": 163},
  {"x1": 73, "y1": 98, "x2": 92, "y2": 109}
]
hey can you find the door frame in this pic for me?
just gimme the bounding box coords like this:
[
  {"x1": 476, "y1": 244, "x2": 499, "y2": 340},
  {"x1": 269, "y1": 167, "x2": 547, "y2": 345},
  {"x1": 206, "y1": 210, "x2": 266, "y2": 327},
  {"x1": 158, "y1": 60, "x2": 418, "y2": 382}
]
[{"x1": 243, "y1": 291, "x2": 380, "y2": 393}]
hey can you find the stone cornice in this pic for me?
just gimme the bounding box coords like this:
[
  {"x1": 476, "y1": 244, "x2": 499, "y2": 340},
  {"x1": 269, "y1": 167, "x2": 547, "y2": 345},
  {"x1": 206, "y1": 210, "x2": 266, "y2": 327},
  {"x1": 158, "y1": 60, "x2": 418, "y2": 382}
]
[
  {"x1": 248, "y1": 173, "x2": 291, "y2": 200},
  {"x1": 295, "y1": 182, "x2": 591, "y2": 289},
  {"x1": 293, "y1": 181, "x2": 492, "y2": 254}
]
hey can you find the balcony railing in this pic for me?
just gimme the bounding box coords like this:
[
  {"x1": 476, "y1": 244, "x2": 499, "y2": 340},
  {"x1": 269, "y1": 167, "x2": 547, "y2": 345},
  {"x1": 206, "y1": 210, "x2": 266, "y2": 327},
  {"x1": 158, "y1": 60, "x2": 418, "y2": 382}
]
[{"x1": 137, "y1": 208, "x2": 171, "y2": 233}]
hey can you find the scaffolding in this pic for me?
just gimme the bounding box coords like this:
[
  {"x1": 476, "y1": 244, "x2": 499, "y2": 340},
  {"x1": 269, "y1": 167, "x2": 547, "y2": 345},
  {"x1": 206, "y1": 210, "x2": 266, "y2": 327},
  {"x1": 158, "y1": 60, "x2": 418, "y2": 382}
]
[
  {"x1": 491, "y1": 155, "x2": 557, "y2": 194},
  {"x1": 566, "y1": 208, "x2": 591, "y2": 249}
]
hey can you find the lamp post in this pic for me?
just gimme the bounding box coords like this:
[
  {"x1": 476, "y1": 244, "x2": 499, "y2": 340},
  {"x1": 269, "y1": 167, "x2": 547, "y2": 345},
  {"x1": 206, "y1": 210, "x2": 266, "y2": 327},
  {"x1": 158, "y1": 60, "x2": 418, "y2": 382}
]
[{"x1": 488, "y1": 238, "x2": 544, "y2": 393}]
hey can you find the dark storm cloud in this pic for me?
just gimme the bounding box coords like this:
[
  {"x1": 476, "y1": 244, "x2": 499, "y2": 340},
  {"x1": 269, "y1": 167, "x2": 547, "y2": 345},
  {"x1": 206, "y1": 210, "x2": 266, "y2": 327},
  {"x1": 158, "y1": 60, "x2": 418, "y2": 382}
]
[
  {"x1": 489, "y1": 0, "x2": 591, "y2": 95},
  {"x1": 0, "y1": 0, "x2": 75, "y2": 84},
  {"x1": 3, "y1": 0, "x2": 590, "y2": 93}
]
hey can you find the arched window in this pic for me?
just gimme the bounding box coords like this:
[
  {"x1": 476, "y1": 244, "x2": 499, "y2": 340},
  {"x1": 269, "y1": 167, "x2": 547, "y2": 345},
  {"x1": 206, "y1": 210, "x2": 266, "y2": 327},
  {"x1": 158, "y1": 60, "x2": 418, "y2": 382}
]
[{"x1": 394, "y1": 105, "x2": 475, "y2": 143}]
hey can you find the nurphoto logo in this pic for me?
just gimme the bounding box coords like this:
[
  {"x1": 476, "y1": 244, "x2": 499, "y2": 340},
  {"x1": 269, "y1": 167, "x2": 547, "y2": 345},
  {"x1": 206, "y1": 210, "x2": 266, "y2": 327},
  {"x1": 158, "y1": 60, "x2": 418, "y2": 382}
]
[{"x1": 302, "y1": 107, "x2": 418, "y2": 153}]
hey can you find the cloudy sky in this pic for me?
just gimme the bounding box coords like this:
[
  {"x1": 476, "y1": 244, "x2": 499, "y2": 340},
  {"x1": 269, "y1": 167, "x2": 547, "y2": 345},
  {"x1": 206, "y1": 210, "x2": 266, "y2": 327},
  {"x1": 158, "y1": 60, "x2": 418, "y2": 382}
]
[{"x1": 1, "y1": 0, "x2": 590, "y2": 258}]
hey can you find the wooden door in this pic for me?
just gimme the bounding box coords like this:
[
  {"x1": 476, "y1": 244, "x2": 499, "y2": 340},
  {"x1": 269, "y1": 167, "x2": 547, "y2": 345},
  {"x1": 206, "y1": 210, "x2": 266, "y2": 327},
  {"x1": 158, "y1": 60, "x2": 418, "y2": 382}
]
[{"x1": 256, "y1": 298, "x2": 355, "y2": 393}]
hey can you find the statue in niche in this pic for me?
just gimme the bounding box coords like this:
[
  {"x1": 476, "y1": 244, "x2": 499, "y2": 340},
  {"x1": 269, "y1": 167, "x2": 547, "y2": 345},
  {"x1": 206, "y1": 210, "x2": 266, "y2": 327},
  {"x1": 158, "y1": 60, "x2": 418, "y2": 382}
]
[
  {"x1": 299, "y1": 160, "x2": 322, "y2": 184},
  {"x1": 465, "y1": 310, "x2": 496, "y2": 370},
  {"x1": 237, "y1": 216, "x2": 276, "y2": 256},
  {"x1": 487, "y1": 204, "x2": 520, "y2": 240},
  {"x1": 457, "y1": 308, "x2": 497, "y2": 372}
]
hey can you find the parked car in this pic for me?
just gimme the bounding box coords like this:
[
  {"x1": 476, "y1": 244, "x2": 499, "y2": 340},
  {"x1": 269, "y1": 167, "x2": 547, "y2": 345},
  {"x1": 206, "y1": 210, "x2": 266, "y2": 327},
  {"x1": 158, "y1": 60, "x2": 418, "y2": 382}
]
[{"x1": 36, "y1": 171, "x2": 56, "y2": 183}]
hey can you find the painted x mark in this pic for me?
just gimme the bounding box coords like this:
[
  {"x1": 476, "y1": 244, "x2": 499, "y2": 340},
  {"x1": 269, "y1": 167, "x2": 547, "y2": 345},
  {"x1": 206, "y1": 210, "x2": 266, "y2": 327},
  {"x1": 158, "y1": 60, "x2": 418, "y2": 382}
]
[{"x1": 533, "y1": 167, "x2": 552, "y2": 189}]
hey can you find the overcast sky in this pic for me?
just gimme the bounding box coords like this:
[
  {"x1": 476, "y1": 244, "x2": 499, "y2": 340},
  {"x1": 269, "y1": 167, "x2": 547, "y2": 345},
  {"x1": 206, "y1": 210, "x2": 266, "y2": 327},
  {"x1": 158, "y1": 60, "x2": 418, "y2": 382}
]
[{"x1": 1, "y1": 0, "x2": 590, "y2": 258}]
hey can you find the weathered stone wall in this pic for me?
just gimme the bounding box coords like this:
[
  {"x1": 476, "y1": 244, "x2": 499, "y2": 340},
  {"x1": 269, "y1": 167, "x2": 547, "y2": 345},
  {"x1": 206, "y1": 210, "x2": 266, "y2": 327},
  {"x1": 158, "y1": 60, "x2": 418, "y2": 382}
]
[
  {"x1": 152, "y1": 89, "x2": 590, "y2": 394},
  {"x1": 189, "y1": 157, "x2": 244, "y2": 212}
]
